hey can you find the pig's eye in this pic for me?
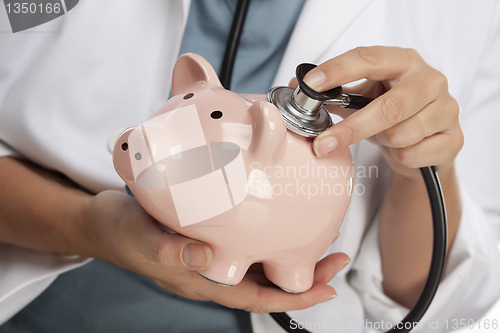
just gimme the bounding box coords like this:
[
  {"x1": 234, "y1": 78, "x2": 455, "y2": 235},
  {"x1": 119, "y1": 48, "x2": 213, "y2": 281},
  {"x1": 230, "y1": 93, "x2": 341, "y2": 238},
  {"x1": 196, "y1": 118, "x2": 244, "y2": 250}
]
[
  {"x1": 183, "y1": 93, "x2": 194, "y2": 100},
  {"x1": 211, "y1": 110, "x2": 223, "y2": 119},
  {"x1": 121, "y1": 143, "x2": 128, "y2": 151},
  {"x1": 134, "y1": 153, "x2": 142, "y2": 160}
]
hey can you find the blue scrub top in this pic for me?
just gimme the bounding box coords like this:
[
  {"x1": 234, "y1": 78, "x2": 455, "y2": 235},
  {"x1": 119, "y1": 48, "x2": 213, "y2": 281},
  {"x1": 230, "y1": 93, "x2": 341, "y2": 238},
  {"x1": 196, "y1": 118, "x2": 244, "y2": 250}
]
[
  {"x1": 179, "y1": 0, "x2": 305, "y2": 94},
  {"x1": 1, "y1": 1, "x2": 305, "y2": 332}
]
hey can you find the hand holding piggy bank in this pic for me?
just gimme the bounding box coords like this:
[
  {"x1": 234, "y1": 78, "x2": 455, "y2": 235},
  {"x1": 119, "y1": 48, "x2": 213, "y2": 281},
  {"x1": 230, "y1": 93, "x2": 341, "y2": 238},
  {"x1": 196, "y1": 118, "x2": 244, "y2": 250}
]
[{"x1": 113, "y1": 53, "x2": 353, "y2": 293}]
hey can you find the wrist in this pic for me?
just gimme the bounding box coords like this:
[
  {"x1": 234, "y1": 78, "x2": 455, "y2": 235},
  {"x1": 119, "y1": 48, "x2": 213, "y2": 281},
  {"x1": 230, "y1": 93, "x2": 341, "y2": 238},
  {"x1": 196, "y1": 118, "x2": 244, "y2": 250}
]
[
  {"x1": 76, "y1": 190, "x2": 141, "y2": 265},
  {"x1": 59, "y1": 191, "x2": 98, "y2": 258},
  {"x1": 0, "y1": 157, "x2": 102, "y2": 257}
]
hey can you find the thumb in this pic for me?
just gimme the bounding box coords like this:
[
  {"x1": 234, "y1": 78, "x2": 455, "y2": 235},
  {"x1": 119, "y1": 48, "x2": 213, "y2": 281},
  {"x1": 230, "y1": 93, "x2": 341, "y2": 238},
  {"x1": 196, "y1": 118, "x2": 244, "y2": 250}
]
[{"x1": 153, "y1": 233, "x2": 212, "y2": 270}]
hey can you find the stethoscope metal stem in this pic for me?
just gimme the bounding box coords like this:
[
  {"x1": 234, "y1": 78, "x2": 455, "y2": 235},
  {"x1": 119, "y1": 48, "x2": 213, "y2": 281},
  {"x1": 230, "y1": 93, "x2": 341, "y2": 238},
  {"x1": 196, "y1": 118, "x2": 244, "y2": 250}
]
[
  {"x1": 290, "y1": 85, "x2": 324, "y2": 117},
  {"x1": 268, "y1": 86, "x2": 369, "y2": 138},
  {"x1": 268, "y1": 63, "x2": 375, "y2": 137},
  {"x1": 290, "y1": 85, "x2": 352, "y2": 115}
]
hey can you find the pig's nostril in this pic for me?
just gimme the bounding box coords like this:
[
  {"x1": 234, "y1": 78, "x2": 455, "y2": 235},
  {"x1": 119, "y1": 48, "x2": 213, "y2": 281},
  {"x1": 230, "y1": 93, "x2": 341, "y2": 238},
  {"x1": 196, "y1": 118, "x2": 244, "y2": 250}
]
[
  {"x1": 135, "y1": 153, "x2": 142, "y2": 160},
  {"x1": 183, "y1": 93, "x2": 194, "y2": 100},
  {"x1": 121, "y1": 143, "x2": 128, "y2": 151},
  {"x1": 211, "y1": 111, "x2": 223, "y2": 119}
]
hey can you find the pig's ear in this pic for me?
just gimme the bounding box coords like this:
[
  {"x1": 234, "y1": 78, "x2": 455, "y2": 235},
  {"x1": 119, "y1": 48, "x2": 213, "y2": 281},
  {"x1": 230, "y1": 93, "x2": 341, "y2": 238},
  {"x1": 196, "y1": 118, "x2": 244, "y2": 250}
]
[
  {"x1": 171, "y1": 53, "x2": 222, "y2": 96},
  {"x1": 113, "y1": 127, "x2": 135, "y2": 184},
  {"x1": 248, "y1": 101, "x2": 287, "y2": 163}
]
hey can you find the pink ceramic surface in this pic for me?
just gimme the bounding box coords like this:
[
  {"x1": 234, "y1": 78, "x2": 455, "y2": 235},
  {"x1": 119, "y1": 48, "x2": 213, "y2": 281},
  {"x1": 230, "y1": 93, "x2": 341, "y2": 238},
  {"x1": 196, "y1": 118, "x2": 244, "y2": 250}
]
[{"x1": 113, "y1": 53, "x2": 353, "y2": 293}]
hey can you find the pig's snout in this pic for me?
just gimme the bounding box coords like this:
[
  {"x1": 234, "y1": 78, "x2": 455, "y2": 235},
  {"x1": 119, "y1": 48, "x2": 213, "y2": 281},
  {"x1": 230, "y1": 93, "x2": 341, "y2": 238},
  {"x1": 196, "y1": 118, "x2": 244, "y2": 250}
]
[{"x1": 126, "y1": 141, "x2": 248, "y2": 226}]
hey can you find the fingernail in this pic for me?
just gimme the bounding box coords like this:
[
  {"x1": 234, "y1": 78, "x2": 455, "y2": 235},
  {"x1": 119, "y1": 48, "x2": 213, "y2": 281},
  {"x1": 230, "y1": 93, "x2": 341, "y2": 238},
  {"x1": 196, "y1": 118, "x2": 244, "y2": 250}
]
[
  {"x1": 182, "y1": 243, "x2": 211, "y2": 269},
  {"x1": 330, "y1": 232, "x2": 341, "y2": 245},
  {"x1": 336, "y1": 259, "x2": 351, "y2": 274},
  {"x1": 303, "y1": 70, "x2": 326, "y2": 91},
  {"x1": 320, "y1": 293, "x2": 337, "y2": 303},
  {"x1": 314, "y1": 136, "x2": 338, "y2": 156}
]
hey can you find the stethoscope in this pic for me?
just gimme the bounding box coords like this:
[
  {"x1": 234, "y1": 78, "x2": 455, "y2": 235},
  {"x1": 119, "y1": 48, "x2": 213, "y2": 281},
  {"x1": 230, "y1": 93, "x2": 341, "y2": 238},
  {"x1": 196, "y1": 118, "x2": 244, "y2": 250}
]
[{"x1": 219, "y1": 1, "x2": 447, "y2": 332}]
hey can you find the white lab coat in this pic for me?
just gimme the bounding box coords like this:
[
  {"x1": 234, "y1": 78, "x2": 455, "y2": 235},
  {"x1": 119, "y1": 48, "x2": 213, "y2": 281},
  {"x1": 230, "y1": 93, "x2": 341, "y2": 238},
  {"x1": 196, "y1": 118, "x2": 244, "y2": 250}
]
[{"x1": 1, "y1": 0, "x2": 499, "y2": 332}]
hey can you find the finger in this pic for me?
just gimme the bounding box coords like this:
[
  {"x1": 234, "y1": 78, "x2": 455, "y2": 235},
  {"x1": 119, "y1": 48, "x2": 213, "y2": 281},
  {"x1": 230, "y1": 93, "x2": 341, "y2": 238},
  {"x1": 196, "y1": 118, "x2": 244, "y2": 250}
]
[
  {"x1": 325, "y1": 80, "x2": 384, "y2": 120},
  {"x1": 381, "y1": 124, "x2": 464, "y2": 169},
  {"x1": 217, "y1": 254, "x2": 351, "y2": 313},
  {"x1": 153, "y1": 260, "x2": 336, "y2": 313},
  {"x1": 313, "y1": 74, "x2": 437, "y2": 156},
  {"x1": 117, "y1": 201, "x2": 212, "y2": 271},
  {"x1": 325, "y1": 103, "x2": 355, "y2": 120},
  {"x1": 341, "y1": 79, "x2": 386, "y2": 99},
  {"x1": 288, "y1": 77, "x2": 298, "y2": 88},
  {"x1": 149, "y1": 232, "x2": 212, "y2": 270},
  {"x1": 154, "y1": 255, "x2": 339, "y2": 313},
  {"x1": 262, "y1": 284, "x2": 337, "y2": 313},
  {"x1": 314, "y1": 252, "x2": 351, "y2": 284},
  {"x1": 303, "y1": 46, "x2": 424, "y2": 92},
  {"x1": 152, "y1": 272, "x2": 215, "y2": 301},
  {"x1": 245, "y1": 263, "x2": 276, "y2": 287},
  {"x1": 222, "y1": 279, "x2": 337, "y2": 313},
  {"x1": 375, "y1": 97, "x2": 459, "y2": 148}
]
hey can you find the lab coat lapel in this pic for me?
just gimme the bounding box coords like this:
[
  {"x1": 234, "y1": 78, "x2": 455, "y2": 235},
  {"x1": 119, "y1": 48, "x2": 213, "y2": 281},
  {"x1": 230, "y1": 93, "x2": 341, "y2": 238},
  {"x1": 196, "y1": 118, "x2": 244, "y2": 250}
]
[
  {"x1": 181, "y1": 0, "x2": 191, "y2": 23},
  {"x1": 273, "y1": 0, "x2": 373, "y2": 85}
]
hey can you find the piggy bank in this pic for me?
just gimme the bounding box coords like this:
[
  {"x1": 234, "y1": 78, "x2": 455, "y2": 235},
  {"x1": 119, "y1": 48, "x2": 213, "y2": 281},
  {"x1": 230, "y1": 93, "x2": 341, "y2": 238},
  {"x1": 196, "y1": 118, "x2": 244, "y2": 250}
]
[{"x1": 113, "y1": 53, "x2": 353, "y2": 293}]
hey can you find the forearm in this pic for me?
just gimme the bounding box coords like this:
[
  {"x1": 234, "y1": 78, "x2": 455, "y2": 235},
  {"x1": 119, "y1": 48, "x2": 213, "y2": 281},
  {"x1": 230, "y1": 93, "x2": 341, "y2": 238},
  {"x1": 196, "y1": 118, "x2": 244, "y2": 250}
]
[
  {"x1": 378, "y1": 166, "x2": 461, "y2": 308},
  {"x1": 0, "y1": 156, "x2": 94, "y2": 257}
]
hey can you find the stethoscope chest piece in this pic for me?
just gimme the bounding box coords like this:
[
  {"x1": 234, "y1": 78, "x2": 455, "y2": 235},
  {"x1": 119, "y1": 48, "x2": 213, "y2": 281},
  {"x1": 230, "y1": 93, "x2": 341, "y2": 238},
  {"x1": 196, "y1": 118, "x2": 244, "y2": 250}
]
[
  {"x1": 267, "y1": 86, "x2": 332, "y2": 137},
  {"x1": 267, "y1": 63, "x2": 344, "y2": 138}
]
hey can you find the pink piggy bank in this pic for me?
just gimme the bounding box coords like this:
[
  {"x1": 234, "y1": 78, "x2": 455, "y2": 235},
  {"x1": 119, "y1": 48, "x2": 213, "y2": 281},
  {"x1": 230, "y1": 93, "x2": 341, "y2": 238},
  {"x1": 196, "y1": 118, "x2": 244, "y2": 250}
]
[{"x1": 113, "y1": 53, "x2": 353, "y2": 293}]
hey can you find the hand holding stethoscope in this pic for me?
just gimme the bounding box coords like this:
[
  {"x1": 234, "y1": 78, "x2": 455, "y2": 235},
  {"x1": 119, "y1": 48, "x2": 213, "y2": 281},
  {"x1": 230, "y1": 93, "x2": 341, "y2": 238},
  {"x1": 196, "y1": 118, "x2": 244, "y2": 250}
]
[
  {"x1": 306, "y1": 46, "x2": 463, "y2": 178},
  {"x1": 297, "y1": 45, "x2": 462, "y2": 309}
]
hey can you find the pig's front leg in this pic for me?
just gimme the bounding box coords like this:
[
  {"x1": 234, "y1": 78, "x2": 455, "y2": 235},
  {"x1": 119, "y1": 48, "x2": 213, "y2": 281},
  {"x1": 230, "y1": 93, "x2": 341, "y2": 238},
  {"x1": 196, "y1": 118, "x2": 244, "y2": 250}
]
[
  {"x1": 263, "y1": 260, "x2": 316, "y2": 293},
  {"x1": 198, "y1": 249, "x2": 251, "y2": 287}
]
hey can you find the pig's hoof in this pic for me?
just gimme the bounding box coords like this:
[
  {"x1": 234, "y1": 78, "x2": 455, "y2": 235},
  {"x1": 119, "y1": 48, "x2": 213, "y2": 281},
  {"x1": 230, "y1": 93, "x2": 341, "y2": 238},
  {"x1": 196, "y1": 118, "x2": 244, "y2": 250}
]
[{"x1": 198, "y1": 272, "x2": 235, "y2": 287}]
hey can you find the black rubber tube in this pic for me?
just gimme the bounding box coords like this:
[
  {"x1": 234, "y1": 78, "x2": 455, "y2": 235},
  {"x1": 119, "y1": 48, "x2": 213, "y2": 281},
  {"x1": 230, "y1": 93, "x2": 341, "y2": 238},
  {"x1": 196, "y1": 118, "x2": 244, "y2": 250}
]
[
  {"x1": 386, "y1": 166, "x2": 447, "y2": 332},
  {"x1": 219, "y1": 0, "x2": 251, "y2": 90}
]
